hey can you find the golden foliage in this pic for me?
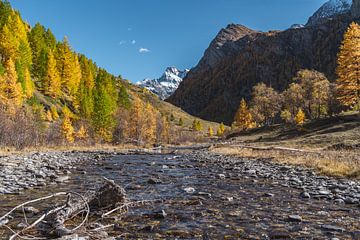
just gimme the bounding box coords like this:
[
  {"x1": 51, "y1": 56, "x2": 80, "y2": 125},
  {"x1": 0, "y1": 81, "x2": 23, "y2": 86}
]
[
  {"x1": 294, "y1": 108, "x2": 305, "y2": 126},
  {"x1": 208, "y1": 127, "x2": 214, "y2": 137},
  {"x1": 336, "y1": 22, "x2": 360, "y2": 110},
  {"x1": 233, "y1": 98, "x2": 254, "y2": 130},
  {"x1": 76, "y1": 125, "x2": 88, "y2": 140}
]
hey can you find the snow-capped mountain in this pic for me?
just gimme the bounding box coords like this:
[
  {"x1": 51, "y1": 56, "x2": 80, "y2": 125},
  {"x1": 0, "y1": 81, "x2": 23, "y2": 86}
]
[
  {"x1": 137, "y1": 67, "x2": 189, "y2": 100},
  {"x1": 289, "y1": 24, "x2": 305, "y2": 29},
  {"x1": 306, "y1": 0, "x2": 352, "y2": 26}
]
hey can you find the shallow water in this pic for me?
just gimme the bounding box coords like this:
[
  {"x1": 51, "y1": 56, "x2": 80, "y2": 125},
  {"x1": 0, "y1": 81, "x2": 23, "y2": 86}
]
[{"x1": 0, "y1": 153, "x2": 359, "y2": 239}]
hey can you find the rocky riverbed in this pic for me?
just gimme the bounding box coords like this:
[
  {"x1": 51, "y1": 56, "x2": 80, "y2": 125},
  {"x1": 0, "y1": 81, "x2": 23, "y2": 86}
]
[
  {"x1": 0, "y1": 149, "x2": 359, "y2": 239},
  {"x1": 0, "y1": 151, "x2": 112, "y2": 195}
]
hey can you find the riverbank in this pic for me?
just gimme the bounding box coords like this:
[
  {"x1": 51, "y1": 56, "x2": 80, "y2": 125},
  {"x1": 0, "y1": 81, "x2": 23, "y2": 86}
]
[{"x1": 0, "y1": 150, "x2": 359, "y2": 239}]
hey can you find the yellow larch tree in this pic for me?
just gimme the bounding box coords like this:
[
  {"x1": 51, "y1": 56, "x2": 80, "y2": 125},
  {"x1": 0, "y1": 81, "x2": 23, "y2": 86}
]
[
  {"x1": 2, "y1": 58, "x2": 23, "y2": 109},
  {"x1": 208, "y1": 127, "x2": 214, "y2": 137},
  {"x1": 44, "y1": 50, "x2": 61, "y2": 98},
  {"x1": 61, "y1": 106, "x2": 75, "y2": 143},
  {"x1": 294, "y1": 108, "x2": 305, "y2": 126},
  {"x1": 336, "y1": 22, "x2": 360, "y2": 110},
  {"x1": 233, "y1": 98, "x2": 254, "y2": 130}
]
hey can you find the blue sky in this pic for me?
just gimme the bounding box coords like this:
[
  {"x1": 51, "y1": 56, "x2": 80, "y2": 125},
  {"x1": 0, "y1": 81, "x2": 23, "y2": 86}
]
[{"x1": 9, "y1": 0, "x2": 328, "y2": 82}]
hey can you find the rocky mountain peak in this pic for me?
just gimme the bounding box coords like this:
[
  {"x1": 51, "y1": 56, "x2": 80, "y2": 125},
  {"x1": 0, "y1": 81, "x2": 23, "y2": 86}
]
[
  {"x1": 194, "y1": 24, "x2": 257, "y2": 70},
  {"x1": 306, "y1": 0, "x2": 352, "y2": 26},
  {"x1": 137, "y1": 67, "x2": 189, "y2": 100}
]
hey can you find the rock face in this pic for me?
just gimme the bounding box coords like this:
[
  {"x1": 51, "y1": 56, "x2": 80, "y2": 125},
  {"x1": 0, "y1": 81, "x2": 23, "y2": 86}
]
[
  {"x1": 167, "y1": 8, "x2": 358, "y2": 124},
  {"x1": 352, "y1": 0, "x2": 360, "y2": 18},
  {"x1": 193, "y1": 24, "x2": 257, "y2": 70},
  {"x1": 137, "y1": 67, "x2": 189, "y2": 100},
  {"x1": 306, "y1": 0, "x2": 352, "y2": 26}
]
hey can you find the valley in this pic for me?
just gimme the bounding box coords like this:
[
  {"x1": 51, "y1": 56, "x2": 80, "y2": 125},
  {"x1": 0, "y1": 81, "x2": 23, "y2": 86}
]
[{"x1": 0, "y1": 0, "x2": 359, "y2": 239}]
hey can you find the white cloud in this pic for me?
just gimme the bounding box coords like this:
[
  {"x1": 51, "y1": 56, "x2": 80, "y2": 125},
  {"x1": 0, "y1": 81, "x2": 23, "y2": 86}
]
[
  {"x1": 131, "y1": 40, "x2": 136, "y2": 45},
  {"x1": 139, "y1": 47, "x2": 150, "y2": 53}
]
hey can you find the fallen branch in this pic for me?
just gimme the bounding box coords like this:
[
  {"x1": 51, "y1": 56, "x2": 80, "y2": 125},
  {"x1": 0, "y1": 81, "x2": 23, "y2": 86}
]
[{"x1": 0, "y1": 192, "x2": 68, "y2": 223}]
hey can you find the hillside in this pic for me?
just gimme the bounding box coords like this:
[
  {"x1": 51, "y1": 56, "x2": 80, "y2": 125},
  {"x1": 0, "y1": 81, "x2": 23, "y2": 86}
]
[
  {"x1": 168, "y1": 0, "x2": 360, "y2": 124},
  {"x1": 0, "y1": 0, "x2": 218, "y2": 149}
]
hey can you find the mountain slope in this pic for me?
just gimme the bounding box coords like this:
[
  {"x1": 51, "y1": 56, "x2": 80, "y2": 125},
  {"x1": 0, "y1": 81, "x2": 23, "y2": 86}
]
[
  {"x1": 167, "y1": 1, "x2": 360, "y2": 124},
  {"x1": 137, "y1": 67, "x2": 189, "y2": 100},
  {"x1": 307, "y1": 0, "x2": 352, "y2": 26}
]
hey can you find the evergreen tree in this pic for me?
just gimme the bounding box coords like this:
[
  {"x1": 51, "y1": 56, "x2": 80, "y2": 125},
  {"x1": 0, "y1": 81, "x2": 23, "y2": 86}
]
[
  {"x1": 336, "y1": 22, "x2": 360, "y2": 110},
  {"x1": 178, "y1": 117, "x2": 184, "y2": 127},
  {"x1": 233, "y1": 98, "x2": 254, "y2": 130},
  {"x1": 92, "y1": 70, "x2": 117, "y2": 142},
  {"x1": 78, "y1": 55, "x2": 95, "y2": 118}
]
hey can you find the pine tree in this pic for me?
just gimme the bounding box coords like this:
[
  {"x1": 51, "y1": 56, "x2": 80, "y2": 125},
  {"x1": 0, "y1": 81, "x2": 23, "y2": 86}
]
[
  {"x1": 178, "y1": 117, "x2": 184, "y2": 127},
  {"x1": 233, "y1": 98, "x2": 254, "y2": 130},
  {"x1": 208, "y1": 127, "x2": 214, "y2": 137},
  {"x1": 294, "y1": 108, "x2": 305, "y2": 126},
  {"x1": 44, "y1": 50, "x2": 61, "y2": 98},
  {"x1": 336, "y1": 22, "x2": 360, "y2": 110}
]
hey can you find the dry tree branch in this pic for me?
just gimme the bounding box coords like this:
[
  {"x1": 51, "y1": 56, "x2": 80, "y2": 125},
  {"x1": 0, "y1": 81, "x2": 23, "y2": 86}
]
[
  {"x1": 9, "y1": 204, "x2": 67, "y2": 240},
  {"x1": 0, "y1": 192, "x2": 68, "y2": 223}
]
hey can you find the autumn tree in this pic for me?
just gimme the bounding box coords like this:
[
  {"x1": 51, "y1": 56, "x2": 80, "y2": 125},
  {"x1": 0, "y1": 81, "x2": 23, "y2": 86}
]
[
  {"x1": 55, "y1": 37, "x2": 82, "y2": 102},
  {"x1": 282, "y1": 83, "x2": 304, "y2": 118},
  {"x1": 61, "y1": 106, "x2": 75, "y2": 143},
  {"x1": 250, "y1": 83, "x2": 282, "y2": 125},
  {"x1": 192, "y1": 120, "x2": 202, "y2": 132},
  {"x1": 233, "y1": 98, "x2": 254, "y2": 130},
  {"x1": 217, "y1": 122, "x2": 225, "y2": 136},
  {"x1": 43, "y1": 50, "x2": 61, "y2": 98},
  {"x1": 294, "y1": 108, "x2": 305, "y2": 126},
  {"x1": 294, "y1": 69, "x2": 331, "y2": 118},
  {"x1": 208, "y1": 127, "x2": 214, "y2": 137},
  {"x1": 1, "y1": 58, "x2": 23, "y2": 109},
  {"x1": 336, "y1": 22, "x2": 360, "y2": 110}
]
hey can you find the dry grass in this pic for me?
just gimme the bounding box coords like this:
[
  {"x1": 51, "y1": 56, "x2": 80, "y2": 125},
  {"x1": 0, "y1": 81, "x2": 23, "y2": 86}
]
[{"x1": 211, "y1": 146, "x2": 360, "y2": 179}]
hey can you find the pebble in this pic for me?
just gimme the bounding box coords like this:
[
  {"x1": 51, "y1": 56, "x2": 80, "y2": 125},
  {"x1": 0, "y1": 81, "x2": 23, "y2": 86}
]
[
  {"x1": 300, "y1": 192, "x2": 311, "y2": 199},
  {"x1": 183, "y1": 187, "x2": 196, "y2": 194},
  {"x1": 321, "y1": 225, "x2": 345, "y2": 232},
  {"x1": 287, "y1": 215, "x2": 302, "y2": 222}
]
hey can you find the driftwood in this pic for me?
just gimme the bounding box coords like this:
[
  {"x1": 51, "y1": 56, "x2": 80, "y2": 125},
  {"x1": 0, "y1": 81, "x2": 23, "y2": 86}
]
[
  {"x1": 39, "y1": 178, "x2": 127, "y2": 237},
  {"x1": 0, "y1": 178, "x2": 127, "y2": 239}
]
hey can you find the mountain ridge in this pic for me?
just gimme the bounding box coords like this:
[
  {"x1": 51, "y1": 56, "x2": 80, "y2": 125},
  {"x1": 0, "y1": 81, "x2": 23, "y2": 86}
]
[{"x1": 167, "y1": 0, "x2": 360, "y2": 124}]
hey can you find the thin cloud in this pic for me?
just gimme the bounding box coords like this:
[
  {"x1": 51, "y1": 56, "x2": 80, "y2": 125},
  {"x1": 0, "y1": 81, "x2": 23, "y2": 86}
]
[
  {"x1": 131, "y1": 40, "x2": 136, "y2": 45},
  {"x1": 119, "y1": 40, "x2": 126, "y2": 45},
  {"x1": 139, "y1": 47, "x2": 150, "y2": 53}
]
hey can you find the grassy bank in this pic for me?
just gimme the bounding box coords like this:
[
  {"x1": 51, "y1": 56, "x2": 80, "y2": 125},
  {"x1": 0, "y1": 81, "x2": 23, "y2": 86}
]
[{"x1": 216, "y1": 114, "x2": 360, "y2": 179}]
